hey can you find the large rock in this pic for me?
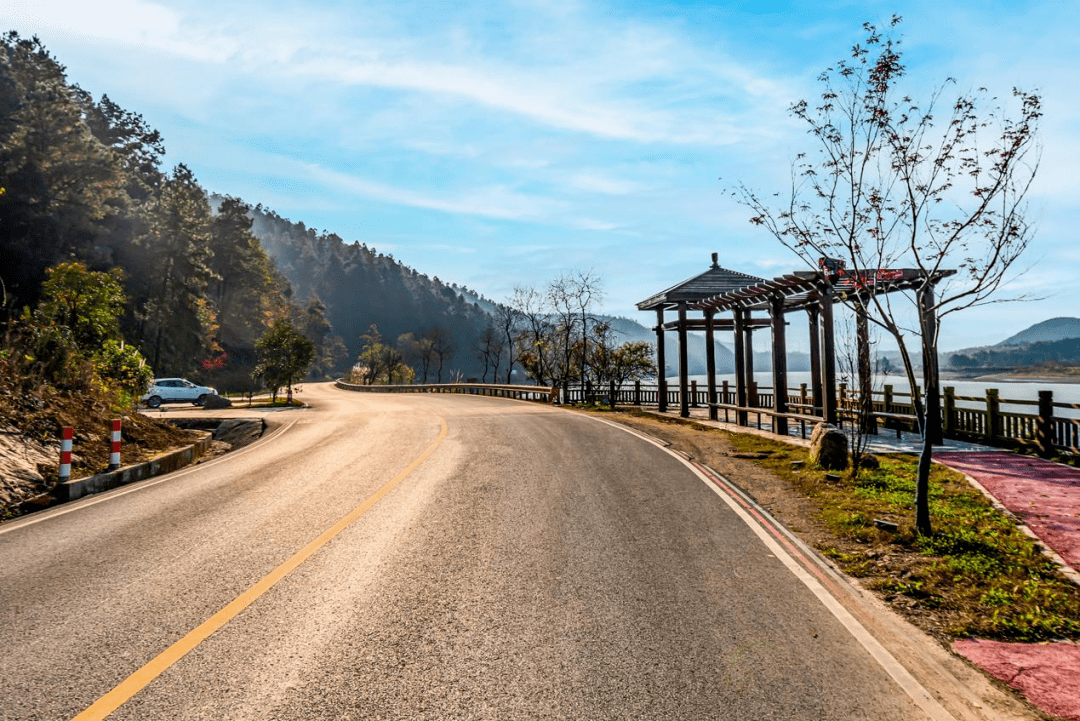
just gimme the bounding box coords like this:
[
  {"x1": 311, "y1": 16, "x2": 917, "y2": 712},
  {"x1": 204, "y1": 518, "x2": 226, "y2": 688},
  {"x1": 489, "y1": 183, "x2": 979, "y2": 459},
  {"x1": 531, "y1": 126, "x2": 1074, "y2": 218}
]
[
  {"x1": 202, "y1": 394, "x2": 233, "y2": 410},
  {"x1": 809, "y1": 422, "x2": 848, "y2": 471},
  {"x1": 213, "y1": 419, "x2": 263, "y2": 448}
]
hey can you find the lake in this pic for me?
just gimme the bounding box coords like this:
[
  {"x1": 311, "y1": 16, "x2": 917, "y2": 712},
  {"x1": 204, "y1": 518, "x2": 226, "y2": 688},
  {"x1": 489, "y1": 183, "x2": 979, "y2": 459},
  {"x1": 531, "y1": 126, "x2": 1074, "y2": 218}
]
[{"x1": 674, "y1": 372, "x2": 1080, "y2": 417}]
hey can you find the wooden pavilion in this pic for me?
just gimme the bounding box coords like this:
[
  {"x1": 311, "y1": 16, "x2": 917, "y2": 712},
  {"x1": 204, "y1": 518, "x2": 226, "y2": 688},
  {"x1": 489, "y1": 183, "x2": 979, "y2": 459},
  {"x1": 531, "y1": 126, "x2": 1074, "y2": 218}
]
[
  {"x1": 638, "y1": 254, "x2": 953, "y2": 439},
  {"x1": 636, "y1": 254, "x2": 764, "y2": 415}
]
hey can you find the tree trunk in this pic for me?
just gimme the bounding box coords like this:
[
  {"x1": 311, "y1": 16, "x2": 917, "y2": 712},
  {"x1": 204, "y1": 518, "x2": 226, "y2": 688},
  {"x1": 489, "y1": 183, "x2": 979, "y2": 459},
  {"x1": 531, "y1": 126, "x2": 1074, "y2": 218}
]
[{"x1": 914, "y1": 284, "x2": 939, "y2": 536}]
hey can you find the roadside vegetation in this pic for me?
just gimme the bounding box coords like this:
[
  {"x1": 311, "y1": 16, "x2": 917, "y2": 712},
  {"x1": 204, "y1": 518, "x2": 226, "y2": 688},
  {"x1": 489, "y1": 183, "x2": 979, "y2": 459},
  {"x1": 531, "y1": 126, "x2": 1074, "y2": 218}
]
[{"x1": 597, "y1": 409, "x2": 1080, "y2": 645}]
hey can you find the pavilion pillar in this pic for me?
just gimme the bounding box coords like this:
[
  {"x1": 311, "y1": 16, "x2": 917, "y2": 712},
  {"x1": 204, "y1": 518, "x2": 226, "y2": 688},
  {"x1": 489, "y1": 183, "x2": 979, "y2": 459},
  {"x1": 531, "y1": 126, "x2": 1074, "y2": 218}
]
[
  {"x1": 655, "y1": 308, "x2": 667, "y2": 412},
  {"x1": 705, "y1": 309, "x2": 718, "y2": 421},
  {"x1": 743, "y1": 317, "x2": 754, "y2": 394},
  {"x1": 770, "y1": 296, "x2": 788, "y2": 436},
  {"x1": 807, "y1": 305, "x2": 822, "y2": 417},
  {"x1": 856, "y1": 302, "x2": 876, "y2": 435},
  {"x1": 678, "y1": 302, "x2": 690, "y2": 418},
  {"x1": 819, "y1": 283, "x2": 838, "y2": 426},
  {"x1": 733, "y1": 308, "x2": 748, "y2": 426}
]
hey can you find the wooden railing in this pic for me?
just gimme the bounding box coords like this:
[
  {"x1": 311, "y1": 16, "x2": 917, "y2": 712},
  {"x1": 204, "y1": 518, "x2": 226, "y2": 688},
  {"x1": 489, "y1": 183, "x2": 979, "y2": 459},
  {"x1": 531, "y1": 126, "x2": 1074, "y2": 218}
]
[
  {"x1": 335, "y1": 380, "x2": 556, "y2": 403},
  {"x1": 564, "y1": 380, "x2": 1080, "y2": 456}
]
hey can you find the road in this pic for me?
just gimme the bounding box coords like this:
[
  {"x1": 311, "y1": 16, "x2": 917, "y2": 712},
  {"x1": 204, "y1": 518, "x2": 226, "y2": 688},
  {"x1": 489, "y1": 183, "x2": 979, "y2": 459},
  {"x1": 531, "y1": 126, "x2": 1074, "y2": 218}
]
[{"x1": 2, "y1": 383, "x2": 945, "y2": 720}]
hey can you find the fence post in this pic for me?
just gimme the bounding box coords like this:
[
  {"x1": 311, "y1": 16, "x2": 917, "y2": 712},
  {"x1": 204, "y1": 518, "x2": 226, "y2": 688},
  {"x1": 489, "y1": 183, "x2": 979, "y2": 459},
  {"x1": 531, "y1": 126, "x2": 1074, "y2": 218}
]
[
  {"x1": 109, "y1": 419, "x2": 122, "y2": 471},
  {"x1": 634, "y1": 380, "x2": 641, "y2": 406},
  {"x1": 749, "y1": 381, "x2": 758, "y2": 408},
  {"x1": 986, "y1": 388, "x2": 1000, "y2": 446},
  {"x1": 691, "y1": 380, "x2": 698, "y2": 408},
  {"x1": 799, "y1": 383, "x2": 808, "y2": 415},
  {"x1": 59, "y1": 426, "x2": 73, "y2": 484},
  {"x1": 942, "y1": 387, "x2": 956, "y2": 439},
  {"x1": 609, "y1": 380, "x2": 617, "y2": 409},
  {"x1": 722, "y1": 380, "x2": 729, "y2": 405},
  {"x1": 1037, "y1": 390, "x2": 1055, "y2": 457}
]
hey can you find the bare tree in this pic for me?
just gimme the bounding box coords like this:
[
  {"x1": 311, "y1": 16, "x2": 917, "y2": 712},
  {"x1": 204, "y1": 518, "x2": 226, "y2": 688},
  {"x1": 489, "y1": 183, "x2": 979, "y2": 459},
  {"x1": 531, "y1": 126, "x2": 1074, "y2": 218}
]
[
  {"x1": 511, "y1": 285, "x2": 555, "y2": 385},
  {"x1": 475, "y1": 324, "x2": 504, "y2": 383},
  {"x1": 428, "y1": 327, "x2": 454, "y2": 383},
  {"x1": 547, "y1": 271, "x2": 603, "y2": 389},
  {"x1": 399, "y1": 331, "x2": 437, "y2": 383},
  {"x1": 546, "y1": 276, "x2": 583, "y2": 389},
  {"x1": 734, "y1": 17, "x2": 1040, "y2": 534},
  {"x1": 494, "y1": 302, "x2": 522, "y2": 383}
]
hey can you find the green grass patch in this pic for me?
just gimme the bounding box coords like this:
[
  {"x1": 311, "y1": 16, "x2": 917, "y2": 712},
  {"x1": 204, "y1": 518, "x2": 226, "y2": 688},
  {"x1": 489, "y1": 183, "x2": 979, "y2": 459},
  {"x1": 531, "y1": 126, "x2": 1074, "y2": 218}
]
[{"x1": 718, "y1": 431, "x2": 1080, "y2": 642}]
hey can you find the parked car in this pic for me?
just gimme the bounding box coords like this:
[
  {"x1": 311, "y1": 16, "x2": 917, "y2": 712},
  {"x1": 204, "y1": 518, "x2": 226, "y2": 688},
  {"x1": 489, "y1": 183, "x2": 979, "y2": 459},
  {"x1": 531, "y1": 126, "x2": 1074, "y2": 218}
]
[{"x1": 141, "y1": 378, "x2": 218, "y2": 408}]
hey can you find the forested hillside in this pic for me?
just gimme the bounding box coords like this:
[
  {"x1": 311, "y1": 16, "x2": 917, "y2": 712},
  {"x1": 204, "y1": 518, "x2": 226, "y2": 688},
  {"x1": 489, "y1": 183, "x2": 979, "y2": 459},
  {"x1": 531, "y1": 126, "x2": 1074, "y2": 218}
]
[
  {"x1": 243, "y1": 203, "x2": 492, "y2": 379},
  {"x1": 0, "y1": 31, "x2": 498, "y2": 390},
  {"x1": 1, "y1": 30, "x2": 661, "y2": 397},
  {"x1": 0, "y1": 32, "x2": 287, "y2": 389}
]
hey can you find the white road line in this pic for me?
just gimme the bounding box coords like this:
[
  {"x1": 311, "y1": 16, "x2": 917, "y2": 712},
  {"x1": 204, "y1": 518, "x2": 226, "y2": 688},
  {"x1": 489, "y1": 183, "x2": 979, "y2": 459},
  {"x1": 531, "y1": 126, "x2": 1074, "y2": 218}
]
[{"x1": 589, "y1": 414, "x2": 955, "y2": 721}]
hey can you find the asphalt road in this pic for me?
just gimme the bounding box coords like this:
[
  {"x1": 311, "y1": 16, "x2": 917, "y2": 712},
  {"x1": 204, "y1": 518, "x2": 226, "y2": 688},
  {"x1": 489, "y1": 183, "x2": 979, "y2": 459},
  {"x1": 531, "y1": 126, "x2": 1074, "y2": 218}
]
[{"x1": 2, "y1": 384, "x2": 938, "y2": 720}]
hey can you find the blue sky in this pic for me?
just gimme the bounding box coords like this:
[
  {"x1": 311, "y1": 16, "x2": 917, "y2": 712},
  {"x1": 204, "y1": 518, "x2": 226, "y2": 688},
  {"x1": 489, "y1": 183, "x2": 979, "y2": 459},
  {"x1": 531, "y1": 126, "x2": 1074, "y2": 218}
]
[{"x1": 3, "y1": 0, "x2": 1077, "y2": 352}]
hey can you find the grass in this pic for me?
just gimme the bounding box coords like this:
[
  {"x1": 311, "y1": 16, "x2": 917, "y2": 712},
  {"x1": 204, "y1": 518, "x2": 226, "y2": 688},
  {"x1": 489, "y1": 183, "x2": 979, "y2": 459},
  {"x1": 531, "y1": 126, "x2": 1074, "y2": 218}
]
[
  {"x1": 603, "y1": 408, "x2": 1080, "y2": 643},
  {"x1": 721, "y1": 431, "x2": 1080, "y2": 642}
]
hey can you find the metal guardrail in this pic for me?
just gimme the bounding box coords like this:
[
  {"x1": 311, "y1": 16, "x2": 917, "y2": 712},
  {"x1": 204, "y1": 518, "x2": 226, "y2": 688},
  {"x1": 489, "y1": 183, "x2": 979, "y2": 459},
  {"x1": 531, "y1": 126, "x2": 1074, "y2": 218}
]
[{"x1": 335, "y1": 380, "x2": 556, "y2": 403}]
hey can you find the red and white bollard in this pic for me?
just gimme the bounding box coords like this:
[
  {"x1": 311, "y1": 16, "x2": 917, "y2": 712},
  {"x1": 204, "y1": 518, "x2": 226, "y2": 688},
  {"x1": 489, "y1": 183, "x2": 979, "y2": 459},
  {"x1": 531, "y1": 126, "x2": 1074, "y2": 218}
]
[
  {"x1": 59, "y1": 426, "x2": 73, "y2": 483},
  {"x1": 109, "y1": 419, "x2": 122, "y2": 471}
]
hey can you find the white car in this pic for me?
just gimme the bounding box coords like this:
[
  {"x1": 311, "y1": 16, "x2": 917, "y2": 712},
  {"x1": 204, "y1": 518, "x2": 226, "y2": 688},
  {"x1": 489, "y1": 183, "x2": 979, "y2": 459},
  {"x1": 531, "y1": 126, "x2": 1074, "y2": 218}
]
[{"x1": 142, "y1": 378, "x2": 218, "y2": 408}]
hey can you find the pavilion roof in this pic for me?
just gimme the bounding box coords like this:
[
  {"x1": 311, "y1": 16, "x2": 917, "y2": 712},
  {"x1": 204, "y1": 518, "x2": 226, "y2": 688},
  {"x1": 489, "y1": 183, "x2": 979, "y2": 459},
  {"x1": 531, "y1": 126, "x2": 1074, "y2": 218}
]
[
  {"x1": 636, "y1": 254, "x2": 764, "y2": 311},
  {"x1": 692, "y1": 268, "x2": 956, "y2": 314}
]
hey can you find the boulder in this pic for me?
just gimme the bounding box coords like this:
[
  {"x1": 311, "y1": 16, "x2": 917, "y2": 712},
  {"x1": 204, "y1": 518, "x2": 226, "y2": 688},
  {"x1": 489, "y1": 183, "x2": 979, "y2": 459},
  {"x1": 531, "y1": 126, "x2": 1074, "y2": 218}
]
[
  {"x1": 809, "y1": 422, "x2": 848, "y2": 471},
  {"x1": 213, "y1": 419, "x2": 263, "y2": 448},
  {"x1": 202, "y1": 394, "x2": 233, "y2": 410}
]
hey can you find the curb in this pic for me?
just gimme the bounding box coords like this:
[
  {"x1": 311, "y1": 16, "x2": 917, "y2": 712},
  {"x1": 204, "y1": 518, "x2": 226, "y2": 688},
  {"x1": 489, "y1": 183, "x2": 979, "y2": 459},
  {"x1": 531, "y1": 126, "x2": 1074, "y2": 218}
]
[{"x1": 54, "y1": 432, "x2": 213, "y2": 503}]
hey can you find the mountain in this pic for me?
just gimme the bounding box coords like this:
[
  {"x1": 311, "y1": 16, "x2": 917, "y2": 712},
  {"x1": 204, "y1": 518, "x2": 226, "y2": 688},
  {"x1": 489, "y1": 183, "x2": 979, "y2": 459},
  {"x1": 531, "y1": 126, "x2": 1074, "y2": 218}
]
[
  {"x1": 243, "y1": 203, "x2": 493, "y2": 378},
  {"x1": 946, "y1": 317, "x2": 1080, "y2": 371},
  {"x1": 997, "y1": 317, "x2": 1080, "y2": 346}
]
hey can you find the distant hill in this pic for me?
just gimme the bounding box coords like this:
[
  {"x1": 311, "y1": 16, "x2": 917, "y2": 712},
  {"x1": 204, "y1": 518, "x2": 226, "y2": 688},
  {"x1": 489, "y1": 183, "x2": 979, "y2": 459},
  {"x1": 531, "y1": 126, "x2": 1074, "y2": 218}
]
[
  {"x1": 946, "y1": 317, "x2": 1080, "y2": 371},
  {"x1": 997, "y1": 317, "x2": 1080, "y2": 346}
]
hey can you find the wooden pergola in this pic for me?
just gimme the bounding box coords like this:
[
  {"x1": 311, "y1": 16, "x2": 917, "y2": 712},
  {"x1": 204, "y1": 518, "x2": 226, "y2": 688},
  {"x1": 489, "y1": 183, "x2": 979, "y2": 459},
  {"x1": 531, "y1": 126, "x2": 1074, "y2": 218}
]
[
  {"x1": 636, "y1": 253, "x2": 764, "y2": 415},
  {"x1": 639, "y1": 254, "x2": 954, "y2": 436}
]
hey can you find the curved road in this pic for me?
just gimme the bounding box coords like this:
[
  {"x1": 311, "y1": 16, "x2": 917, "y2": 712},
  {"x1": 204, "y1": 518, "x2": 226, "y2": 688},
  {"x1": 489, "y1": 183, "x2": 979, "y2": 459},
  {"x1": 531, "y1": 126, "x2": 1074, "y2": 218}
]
[{"x1": 2, "y1": 383, "x2": 940, "y2": 720}]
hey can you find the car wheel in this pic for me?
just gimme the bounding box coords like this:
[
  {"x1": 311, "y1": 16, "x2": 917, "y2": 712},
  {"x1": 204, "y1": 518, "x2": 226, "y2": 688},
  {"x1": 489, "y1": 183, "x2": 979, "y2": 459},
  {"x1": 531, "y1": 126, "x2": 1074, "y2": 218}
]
[
  {"x1": 195, "y1": 394, "x2": 207, "y2": 406},
  {"x1": 147, "y1": 396, "x2": 162, "y2": 409}
]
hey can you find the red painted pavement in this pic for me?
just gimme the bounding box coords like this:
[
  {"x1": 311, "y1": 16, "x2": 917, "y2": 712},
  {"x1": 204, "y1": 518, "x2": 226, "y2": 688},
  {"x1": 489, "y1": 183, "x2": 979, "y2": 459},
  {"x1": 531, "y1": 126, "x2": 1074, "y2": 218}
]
[
  {"x1": 936, "y1": 452, "x2": 1080, "y2": 570},
  {"x1": 954, "y1": 639, "x2": 1080, "y2": 721},
  {"x1": 939, "y1": 452, "x2": 1080, "y2": 720}
]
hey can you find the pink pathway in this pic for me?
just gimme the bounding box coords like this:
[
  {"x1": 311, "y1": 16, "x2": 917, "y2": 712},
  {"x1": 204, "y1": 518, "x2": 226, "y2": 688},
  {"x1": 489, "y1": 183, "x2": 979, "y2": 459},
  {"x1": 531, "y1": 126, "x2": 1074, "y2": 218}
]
[
  {"x1": 939, "y1": 452, "x2": 1080, "y2": 721},
  {"x1": 954, "y1": 640, "x2": 1080, "y2": 721},
  {"x1": 936, "y1": 451, "x2": 1080, "y2": 570}
]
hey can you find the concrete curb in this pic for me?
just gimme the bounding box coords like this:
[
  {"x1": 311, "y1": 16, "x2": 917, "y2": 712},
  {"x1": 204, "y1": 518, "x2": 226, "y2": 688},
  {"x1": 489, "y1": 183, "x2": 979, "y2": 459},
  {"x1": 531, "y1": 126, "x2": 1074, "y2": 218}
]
[{"x1": 54, "y1": 432, "x2": 213, "y2": 503}]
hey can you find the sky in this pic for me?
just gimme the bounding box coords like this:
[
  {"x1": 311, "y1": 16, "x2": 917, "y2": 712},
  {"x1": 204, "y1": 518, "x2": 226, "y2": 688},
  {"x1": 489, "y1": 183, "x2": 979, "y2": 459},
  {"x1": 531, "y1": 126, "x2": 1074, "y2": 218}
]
[{"x1": 2, "y1": 0, "x2": 1077, "y2": 353}]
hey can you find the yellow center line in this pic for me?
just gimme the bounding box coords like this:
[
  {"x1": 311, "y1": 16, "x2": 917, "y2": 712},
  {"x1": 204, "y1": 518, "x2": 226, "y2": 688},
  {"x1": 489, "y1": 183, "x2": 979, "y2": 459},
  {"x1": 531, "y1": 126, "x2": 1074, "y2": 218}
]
[{"x1": 72, "y1": 415, "x2": 449, "y2": 721}]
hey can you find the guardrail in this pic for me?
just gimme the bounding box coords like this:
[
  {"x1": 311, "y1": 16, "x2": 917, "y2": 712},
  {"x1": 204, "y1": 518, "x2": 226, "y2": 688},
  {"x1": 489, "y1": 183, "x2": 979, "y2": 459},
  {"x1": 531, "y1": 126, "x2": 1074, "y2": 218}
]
[{"x1": 335, "y1": 380, "x2": 556, "y2": 403}]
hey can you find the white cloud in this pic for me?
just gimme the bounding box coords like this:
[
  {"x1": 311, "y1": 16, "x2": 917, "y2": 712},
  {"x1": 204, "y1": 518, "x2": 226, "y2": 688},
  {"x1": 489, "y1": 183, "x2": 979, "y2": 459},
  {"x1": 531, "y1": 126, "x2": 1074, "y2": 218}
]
[
  {"x1": 296, "y1": 161, "x2": 565, "y2": 222},
  {"x1": 568, "y1": 171, "x2": 647, "y2": 195},
  {"x1": 571, "y1": 218, "x2": 623, "y2": 231}
]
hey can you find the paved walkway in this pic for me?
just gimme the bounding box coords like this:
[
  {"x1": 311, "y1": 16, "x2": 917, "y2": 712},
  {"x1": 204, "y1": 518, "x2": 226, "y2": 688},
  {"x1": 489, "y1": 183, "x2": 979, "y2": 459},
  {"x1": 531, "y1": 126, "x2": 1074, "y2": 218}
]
[
  {"x1": 650, "y1": 406, "x2": 990, "y2": 451},
  {"x1": 934, "y1": 451, "x2": 1080, "y2": 574},
  {"x1": 642, "y1": 406, "x2": 1080, "y2": 720}
]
